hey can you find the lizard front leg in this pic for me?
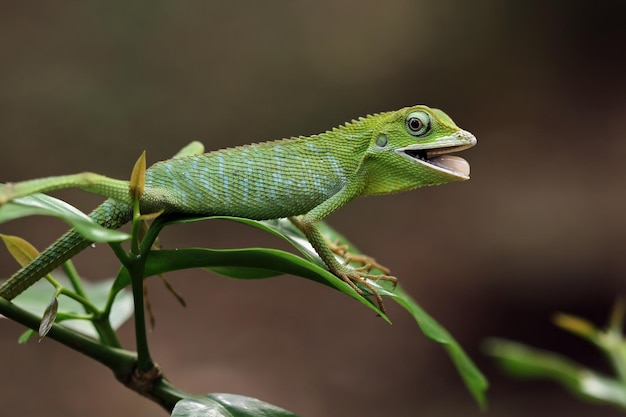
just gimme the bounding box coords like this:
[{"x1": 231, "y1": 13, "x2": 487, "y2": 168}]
[
  {"x1": 288, "y1": 183, "x2": 396, "y2": 313},
  {"x1": 290, "y1": 216, "x2": 396, "y2": 313}
]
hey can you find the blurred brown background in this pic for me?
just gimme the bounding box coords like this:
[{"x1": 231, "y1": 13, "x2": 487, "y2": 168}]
[{"x1": 1, "y1": 1, "x2": 626, "y2": 416}]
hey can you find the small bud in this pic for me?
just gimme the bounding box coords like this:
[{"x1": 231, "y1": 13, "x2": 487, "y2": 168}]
[
  {"x1": 553, "y1": 313, "x2": 597, "y2": 339},
  {"x1": 130, "y1": 151, "x2": 147, "y2": 201},
  {"x1": 0, "y1": 233, "x2": 40, "y2": 267}
]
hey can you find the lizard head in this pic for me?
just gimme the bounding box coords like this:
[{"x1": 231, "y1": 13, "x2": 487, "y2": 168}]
[{"x1": 361, "y1": 105, "x2": 477, "y2": 195}]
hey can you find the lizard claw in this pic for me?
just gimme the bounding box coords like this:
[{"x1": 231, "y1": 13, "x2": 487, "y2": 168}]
[
  {"x1": 329, "y1": 239, "x2": 350, "y2": 257},
  {"x1": 334, "y1": 267, "x2": 397, "y2": 314},
  {"x1": 327, "y1": 239, "x2": 392, "y2": 275},
  {"x1": 342, "y1": 253, "x2": 391, "y2": 275}
]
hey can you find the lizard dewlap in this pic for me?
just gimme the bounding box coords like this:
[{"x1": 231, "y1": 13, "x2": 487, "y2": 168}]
[{"x1": 0, "y1": 104, "x2": 476, "y2": 312}]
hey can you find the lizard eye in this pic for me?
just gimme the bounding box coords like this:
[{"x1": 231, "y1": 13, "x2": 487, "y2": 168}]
[{"x1": 406, "y1": 111, "x2": 431, "y2": 137}]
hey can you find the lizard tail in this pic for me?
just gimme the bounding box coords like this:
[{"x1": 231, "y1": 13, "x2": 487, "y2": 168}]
[{"x1": 0, "y1": 199, "x2": 133, "y2": 300}]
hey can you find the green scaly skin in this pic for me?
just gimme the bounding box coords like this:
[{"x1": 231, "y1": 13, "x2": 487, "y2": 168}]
[{"x1": 0, "y1": 105, "x2": 477, "y2": 310}]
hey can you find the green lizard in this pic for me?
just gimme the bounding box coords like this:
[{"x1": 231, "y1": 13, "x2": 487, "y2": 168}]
[{"x1": 0, "y1": 105, "x2": 476, "y2": 311}]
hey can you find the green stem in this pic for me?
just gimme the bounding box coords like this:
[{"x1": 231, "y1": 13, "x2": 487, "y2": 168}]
[
  {"x1": 58, "y1": 287, "x2": 100, "y2": 314},
  {"x1": 127, "y1": 252, "x2": 153, "y2": 372},
  {"x1": 131, "y1": 200, "x2": 142, "y2": 255},
  {"x1": 103, "y1": 241, "x2": 131, "y2": 318},
  {"x1": 106, "y1": 215, "x2": 168, "y2": 371},
  {"x1": 140, "y1": 216, "x2": 167, "y2": 251},
  {"x1": 0, "y1": 297, "x2": 135, "y2": 377},
  {"x1": 54, "y1": 287, "x2": 121, "y2": 346},
  {"x1": 109, "y1": 230, "x2": 153, "y2": 368},
  {"x1": 102, "y1": 279, "x2": 122, "y2": 316},
  {"x1": 92, "y1": 315, "x2": 123, "y2": 349},
  {"x1": 59, "y1": 260, "x2": 124, "y2": 346},
  {"x1": 150, "y1": 378, "x2": 203, "y2": 412},
  {"x1": 58, "y1": 260, "x2": 100, "y2": 332},
  {"x1": 126, "y1": 198, "x2": 154, "y2": 372},
  {"x1": 109, "y1": 241, "x2": 130, "y2": 263},
  {"x1": 0, "y1": 297, "x2": 193, "y2": 413},
  {"x1": 61, "y1": 259, "x2": 87, "y2": 299},
  {"x1": 42, "y1": 274, "x2": 62, "y2": 289}
]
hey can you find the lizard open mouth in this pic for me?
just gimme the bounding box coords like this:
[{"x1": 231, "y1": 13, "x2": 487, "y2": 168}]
[
  {"x1": 403, "y1": 146, "x2": 471, "y2": 178},
  {"x1": 397, "y1": 131, "x2": 477, "y2": 180}
]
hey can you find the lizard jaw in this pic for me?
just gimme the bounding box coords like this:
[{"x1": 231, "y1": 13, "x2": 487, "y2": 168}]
[{"x1": 396, "y1": 130, "x2": 477, "y2": 180}]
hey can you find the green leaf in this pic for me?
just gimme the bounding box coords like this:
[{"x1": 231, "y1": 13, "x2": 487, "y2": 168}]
[
  {"x1": 0, "y1": 193, "x2": 129, "y2": 242},
  {"x1": 485, "y1": 338, "x2": 626, "y2": 407},
  {"x1": 207, "y1": 266, "x2": 283, "y2": 280},
  {"x1": 155, "y1": 216, "x2": 395, "y2": 289},
  {"x1": 161, "y1": 216, "x2": 325, "y2": 266},
  {"x1": 381, "y1": 285, "x2": 488, "y2": 408},
  {"x1": 13, "y1": 274, "x2": 133, "y2": 339},
  {"x1": 315, "y1": 220, "x2": 488, "y2": 407},
  {"x1": 172, "y1": 394, "x2": 299, "y2": 417},
  {"x1": 131, "y1": 215, "x2": 487, "y2": 407},
  {"x1": 112, "y1": 247, "x2": 388, "y2": 320},
  {"x1": 18, "y1": 329, "x2": 36, "y2": 344}
]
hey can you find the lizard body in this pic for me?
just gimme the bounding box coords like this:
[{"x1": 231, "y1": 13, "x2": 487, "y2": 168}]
[{"x1": 0, "y1": 105, "x2": 476, "y2": 309}]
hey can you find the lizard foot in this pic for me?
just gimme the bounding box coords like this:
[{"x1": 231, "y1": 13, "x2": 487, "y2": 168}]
[
  {"x1": 334, "y1": 267, "x2": 397, "y2": 314},
  {"x1": 328, "y1": 239, "x2": 392, "y2": 275}
]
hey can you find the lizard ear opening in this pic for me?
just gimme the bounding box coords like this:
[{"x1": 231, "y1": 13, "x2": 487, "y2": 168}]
[{"x1": 375, "y1": 133, "x2": 388, "y2": 147}]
